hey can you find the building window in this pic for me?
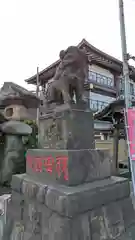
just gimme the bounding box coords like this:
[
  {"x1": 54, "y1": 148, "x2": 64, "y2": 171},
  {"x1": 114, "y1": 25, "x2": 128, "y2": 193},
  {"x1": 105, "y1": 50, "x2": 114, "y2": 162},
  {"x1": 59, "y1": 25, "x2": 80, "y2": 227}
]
[
  {"x1": 88, "y1": 70, "x2": 114, "y2": 87},
  {"x1": 119, "y1": 77, "x2": 135, "y2": 99},
  {"x1": 108, "y1": 77, "x2": 114, "y2": 87},
  {"x1": 88, "y1": 92, "x2": 115, "y2": 111},
  {"x1": 89, "y1": 71, "x2": 97, "y2": 81},
  {"x1": 130, "y1": 83, "x2": 134, "y2": 95},
  {"x1": 90, "y1": 92, "x2": 115, "y2": 102}
]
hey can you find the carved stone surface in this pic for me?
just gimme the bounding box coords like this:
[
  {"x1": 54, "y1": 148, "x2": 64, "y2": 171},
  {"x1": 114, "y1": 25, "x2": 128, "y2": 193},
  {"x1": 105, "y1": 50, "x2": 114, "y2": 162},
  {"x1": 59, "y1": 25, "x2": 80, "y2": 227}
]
[
  {"x1": 39, "y1": 108, "x2": 95, "y2": 149},
  {"x1": 4, "y1": 174, "x2": 135, "y2": 239},
  {"x1": 117, "y1": 225, "x2": 135, "y2": 240},
  {"x1": 0, "y1": 121, "x2": 32, "y2": 186},
  {"x1": 26, "y1": 148, "x2": 111, "y2": 186},
  {"x1": 11, "y1": 175, "x2": 130, "y2": 217},
  {"x1": 1, "y1": 121, "x2": 32, "y2": 135},
  {"x1": 0, "y1": 194, "x2": 12, "y2": 240},
  {"x1": 46, "y1": 46, "x2": 88, "y2": 106},
  {"x1": 4, "y1": 104, "x2": 33, "y2": 121},
  {"x1": 0, "y1": 82, "x2": 38, "y2": 186},
  {"x1": 0, "y1": 135, "x2": 26, "y2": 185}
]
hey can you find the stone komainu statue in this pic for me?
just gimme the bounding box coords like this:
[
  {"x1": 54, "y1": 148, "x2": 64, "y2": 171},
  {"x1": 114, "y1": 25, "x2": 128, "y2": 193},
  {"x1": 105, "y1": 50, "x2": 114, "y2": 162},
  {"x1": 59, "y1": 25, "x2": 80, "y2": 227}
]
[{"x1": 46, "y1": 46, "x2": 88, "y2": 105}]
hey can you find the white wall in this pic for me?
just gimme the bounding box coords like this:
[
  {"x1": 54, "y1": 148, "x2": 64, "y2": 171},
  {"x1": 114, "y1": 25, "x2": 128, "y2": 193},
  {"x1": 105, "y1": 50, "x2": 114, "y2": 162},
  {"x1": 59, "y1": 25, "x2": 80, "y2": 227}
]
[{"x1": 89, "y1": 64, "x2": 114, "y2": 79}]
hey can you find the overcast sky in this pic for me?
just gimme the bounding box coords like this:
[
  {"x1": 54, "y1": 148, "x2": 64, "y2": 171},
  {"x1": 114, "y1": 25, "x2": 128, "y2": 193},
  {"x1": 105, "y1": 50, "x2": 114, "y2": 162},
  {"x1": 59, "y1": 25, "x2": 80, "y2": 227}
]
[{"x1": 0, "y1": 0, "x2": 134, "y2": 90}]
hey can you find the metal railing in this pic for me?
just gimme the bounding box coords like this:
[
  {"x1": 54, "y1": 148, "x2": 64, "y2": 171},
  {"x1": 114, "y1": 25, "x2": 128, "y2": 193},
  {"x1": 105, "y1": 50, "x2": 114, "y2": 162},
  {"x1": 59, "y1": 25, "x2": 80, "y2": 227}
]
[
  {"x1": 117, "y1": 89, "x2": 135, "y2": 101},
  {"x1": 87, "y1": 71, "x2": 114, "y2": 88},
  {"x1": 85, "y1": 98, "x2": 108, "y2": 112}
]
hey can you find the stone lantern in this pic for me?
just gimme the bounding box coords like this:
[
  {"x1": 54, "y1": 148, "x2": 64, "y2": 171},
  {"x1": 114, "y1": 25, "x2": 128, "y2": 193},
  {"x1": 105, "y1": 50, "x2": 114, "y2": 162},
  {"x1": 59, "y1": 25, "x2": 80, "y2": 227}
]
[{"x1": 0, "y1": 82, "x2": 40, "y2": 186}]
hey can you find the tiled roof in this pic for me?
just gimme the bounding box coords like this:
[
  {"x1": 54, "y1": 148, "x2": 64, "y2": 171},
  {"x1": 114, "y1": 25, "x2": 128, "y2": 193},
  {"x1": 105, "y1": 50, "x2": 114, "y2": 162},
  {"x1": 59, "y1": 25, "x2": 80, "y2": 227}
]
[
  {"x1": 25, "y1": 38, "x2": 135, "y2": 84},
  {"x1": 0, "y1": 82, "x2": 39, "y2": 108}
]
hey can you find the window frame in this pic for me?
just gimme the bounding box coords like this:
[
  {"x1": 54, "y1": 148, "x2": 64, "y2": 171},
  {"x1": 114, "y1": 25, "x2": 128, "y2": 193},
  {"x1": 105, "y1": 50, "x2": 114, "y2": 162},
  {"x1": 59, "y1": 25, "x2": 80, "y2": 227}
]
[{"x1": 88, "y1": 70, "x2": 114, "y2": 88}]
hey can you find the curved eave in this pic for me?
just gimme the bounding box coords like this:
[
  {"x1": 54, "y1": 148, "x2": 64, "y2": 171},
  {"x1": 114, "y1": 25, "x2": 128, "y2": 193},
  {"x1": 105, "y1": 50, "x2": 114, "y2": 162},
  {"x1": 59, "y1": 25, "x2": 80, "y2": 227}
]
[
  {"x1": 25, "y1": 61, "x2": 59, "y2": 85},
  {"x1": 25, "y1": 38, "x2": 135, "y2": 85},
  {"x1": 25, "y1": 59, "x2": 123, "y2": 85},
  {"x1": 94, "y1": 99, "x2": 125, "y2": 122}
]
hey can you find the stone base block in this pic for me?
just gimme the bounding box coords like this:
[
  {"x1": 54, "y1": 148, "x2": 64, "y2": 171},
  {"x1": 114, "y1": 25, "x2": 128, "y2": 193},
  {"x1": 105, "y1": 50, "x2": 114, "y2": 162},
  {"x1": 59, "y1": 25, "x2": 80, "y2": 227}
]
[
  {"x1": 0, "y1": 194, "x2": 12, "y2": 239},
  {"x1": 5, "y1": 174, "x2": 135, "y2": 239},
  {"x1": 38, "y1": 108, "x2": 95, "y2": 149},
  {"x1": 26, "y1": 148, "x2": 111, "y2": 186}
]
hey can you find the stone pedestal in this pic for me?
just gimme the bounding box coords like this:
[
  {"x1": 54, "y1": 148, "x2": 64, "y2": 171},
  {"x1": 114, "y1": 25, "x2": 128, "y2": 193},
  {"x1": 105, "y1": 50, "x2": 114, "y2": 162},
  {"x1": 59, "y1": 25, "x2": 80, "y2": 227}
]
[
  {"x1": 26, "y1": 148, "x2": 111, "y2": 186},
  {"x1": 6, "y1": 174, "x2": 135, "y2": 239},
  {"x1": 38, "y1": 108, "x2": 95, "y2": 149},
  {"x1": 4, "y1": 107, "x2": 135, "y2": 239}
]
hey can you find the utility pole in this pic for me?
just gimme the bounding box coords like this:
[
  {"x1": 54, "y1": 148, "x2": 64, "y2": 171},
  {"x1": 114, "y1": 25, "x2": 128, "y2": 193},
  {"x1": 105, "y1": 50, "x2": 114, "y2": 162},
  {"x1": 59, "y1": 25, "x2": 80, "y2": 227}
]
[
  {"x1": 119, "y1": 0, "x2": 129, "y2": 108},
  {"x1": 36, "y1": 66, "x2": 40, "y2": 146},
  {"x1": 119, "y1": 0, "x2": 135, "y2": 194}
]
